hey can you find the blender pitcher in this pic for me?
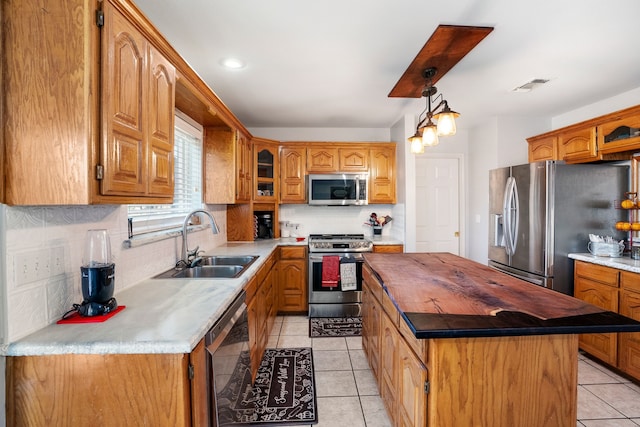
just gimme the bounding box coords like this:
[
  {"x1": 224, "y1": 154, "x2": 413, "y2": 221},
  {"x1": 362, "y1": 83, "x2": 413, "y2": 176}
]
[{"x1": 79, "y1": 229, "x2": 117, "y2": 315}]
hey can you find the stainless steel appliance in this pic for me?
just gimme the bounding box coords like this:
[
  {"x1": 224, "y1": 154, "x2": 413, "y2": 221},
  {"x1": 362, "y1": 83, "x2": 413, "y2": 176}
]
[
  {"x1": 205, "y1": 290, "x2": 252, "y2": 426},
  {"x1": 308, "y1": 173, "x2": 368, "y2": 205},
  {"x1": 488, "y1": 161, "x2": 628, "y2": 295},
  {"x1": 308, "y1": 234, "x2": 373, "y2": 317}
]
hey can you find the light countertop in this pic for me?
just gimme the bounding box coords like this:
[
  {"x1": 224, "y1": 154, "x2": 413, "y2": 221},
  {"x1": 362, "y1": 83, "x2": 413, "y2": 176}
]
[
  {"x1": 568, "y1": 253, "x2": 640, "y2": 274},
  {"x1": 2, "y1": 239, "x2": 307, "y2": 357}
]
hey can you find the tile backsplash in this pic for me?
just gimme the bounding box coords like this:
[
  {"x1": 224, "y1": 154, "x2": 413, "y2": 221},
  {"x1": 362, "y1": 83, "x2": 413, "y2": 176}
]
[{"x1": 2, "y1": 204, "x2": 227, "y2": 342}]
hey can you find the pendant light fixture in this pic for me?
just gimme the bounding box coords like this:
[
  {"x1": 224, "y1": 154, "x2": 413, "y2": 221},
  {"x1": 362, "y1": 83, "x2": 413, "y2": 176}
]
[{"x1": 408, "y1": 67, "x2": 460, "y2": 154}]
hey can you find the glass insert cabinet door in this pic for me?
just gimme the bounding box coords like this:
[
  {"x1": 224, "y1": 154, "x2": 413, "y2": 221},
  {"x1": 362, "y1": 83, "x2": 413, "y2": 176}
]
[{"x1": 255, "y1": 146, "x2": 277, "y2": 200}]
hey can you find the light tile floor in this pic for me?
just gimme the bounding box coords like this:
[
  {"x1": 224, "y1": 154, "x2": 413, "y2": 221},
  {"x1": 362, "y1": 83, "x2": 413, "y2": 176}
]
[{"x1": 269, "y1": 315, "x2": 640, "y2": 426}]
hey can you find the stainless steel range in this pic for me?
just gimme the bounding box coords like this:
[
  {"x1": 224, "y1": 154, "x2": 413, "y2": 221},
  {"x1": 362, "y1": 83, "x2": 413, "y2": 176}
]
[{"x1": 308, "y1": 234, "x2": 373, "y2": 318}]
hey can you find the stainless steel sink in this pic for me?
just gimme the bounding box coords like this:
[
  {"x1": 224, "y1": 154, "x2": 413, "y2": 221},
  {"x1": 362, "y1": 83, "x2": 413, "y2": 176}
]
[
  {"x1": 174, "y1": 265, "x2": 244, "y2": 278},
  {"x1": 199, "y1": 255, "x2": 258, "y2": 267},
  {"x1": 153, "y1": 255, "x2": 259, "y2": 279}
]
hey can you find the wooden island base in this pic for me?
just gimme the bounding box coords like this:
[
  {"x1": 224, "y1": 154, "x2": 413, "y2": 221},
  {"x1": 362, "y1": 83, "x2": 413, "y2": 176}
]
[
  {"x1": 362, "y1": 252, "x2": 640, "y2": 427},
  {"x1": 428, "y1": 334, "x2": 578, "y2": 426}
]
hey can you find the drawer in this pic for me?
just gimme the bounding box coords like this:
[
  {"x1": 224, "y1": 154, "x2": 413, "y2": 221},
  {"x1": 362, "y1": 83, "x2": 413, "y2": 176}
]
[
  {"x1": 381, "y1": 289, "x2": 398, "y2": 324},
  {"x1": 398, "y1": 315, "x2": 428, "y2": 364},
  {"x1": 244, "y1": 277, "x2": 258, "y2": 301},
  {"x1": 363, "y1": 265, "x2": 383, "y2": 303},
  {"x1": 575, "y1": 260, "x2": 619, "y2": 287},
  {"x1": 280, "y1": 245, "x2": 306, "y2": 259},
  {"x1": 621, "y1": 271, "x2": 640, "y2": 293}
]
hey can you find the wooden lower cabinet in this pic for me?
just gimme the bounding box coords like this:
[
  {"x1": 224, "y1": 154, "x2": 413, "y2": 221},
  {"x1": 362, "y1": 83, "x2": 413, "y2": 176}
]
[
  {"x1": 277, "y1": 246, "x2": 308, "y2": 313},
  {"x1": 373, "y1": 244, "x2": 404, "y2": 253},
  {"x1": 380, "y1": 311, "x2": 399, "y2": 424},
  {"x1": 573, "y1": 260, "x2": 640, "y2": 380},
  {"x1": 7, "y1": 352, "x2": 193, "y2": 426},
  {"x1": 363, "y1": 264, "x2": 580, "y2": 426},
  {"x1": 619, "y1": 271, "x2": 640, "y2": 379},
  {"x1": 246, "y1": 252, "x2": 278, "y2": 380}
]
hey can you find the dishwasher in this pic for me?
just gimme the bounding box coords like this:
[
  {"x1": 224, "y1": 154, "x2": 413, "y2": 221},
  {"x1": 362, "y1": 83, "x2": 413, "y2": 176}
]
[{"x1": 205, "y1": 290, "x2": 254, "y2": 426}]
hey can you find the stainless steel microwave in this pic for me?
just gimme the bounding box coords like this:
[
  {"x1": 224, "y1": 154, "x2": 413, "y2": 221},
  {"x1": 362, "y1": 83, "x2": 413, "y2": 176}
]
[{"x1": 308, "y1": 173, "x2": 368, "y2": 205}]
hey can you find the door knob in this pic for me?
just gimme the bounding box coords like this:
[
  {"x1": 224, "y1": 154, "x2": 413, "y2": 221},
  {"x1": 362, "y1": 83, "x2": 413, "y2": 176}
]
[{"x1": 454, "y1": 231, "x2": 460, "y2": 237}]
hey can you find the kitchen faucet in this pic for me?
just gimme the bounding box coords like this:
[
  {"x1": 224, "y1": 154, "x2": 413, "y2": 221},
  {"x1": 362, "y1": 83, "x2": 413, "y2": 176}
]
[{"x1": 182, "y1": 209, "x2": 219, "y2": 266}]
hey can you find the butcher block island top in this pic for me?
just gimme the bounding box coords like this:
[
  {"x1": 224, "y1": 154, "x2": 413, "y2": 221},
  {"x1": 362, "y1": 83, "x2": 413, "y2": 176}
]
[{"x1": 363, "y1": 252, "x2": 640, "y2": 338}]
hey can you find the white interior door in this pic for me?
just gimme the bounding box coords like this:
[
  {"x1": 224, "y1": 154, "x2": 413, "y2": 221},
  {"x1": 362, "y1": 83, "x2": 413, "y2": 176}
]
[{"x1": 415, "y1": 157, "x2": 461, "y2": 254}]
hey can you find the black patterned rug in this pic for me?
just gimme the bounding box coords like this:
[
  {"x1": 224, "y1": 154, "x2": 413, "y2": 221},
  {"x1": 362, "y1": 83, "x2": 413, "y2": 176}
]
[
  {"x1": 309, "y1": 317, "x2": 362, "y2": 337},
  {"x1": 216, "y1": 347, "x2": 317, "y2": 425}
]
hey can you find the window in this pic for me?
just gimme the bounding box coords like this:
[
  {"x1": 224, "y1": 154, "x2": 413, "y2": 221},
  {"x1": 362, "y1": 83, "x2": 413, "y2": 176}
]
[{"x1": 127, "y1": 111, "x2": 203, "y2": 237}]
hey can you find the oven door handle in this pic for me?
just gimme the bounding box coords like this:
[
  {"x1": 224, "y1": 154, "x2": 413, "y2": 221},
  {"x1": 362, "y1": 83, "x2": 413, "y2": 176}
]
[{"x1": 309, "y1": 254, "x2": 365, "y2": 262}]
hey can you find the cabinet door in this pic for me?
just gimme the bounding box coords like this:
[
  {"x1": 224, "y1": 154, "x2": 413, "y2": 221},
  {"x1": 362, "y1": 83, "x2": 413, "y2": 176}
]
[
  {"x1": 190, "y1": 339, "x2": 209, "y2": 427},
  {"x1": 619, "y1": 271, "x2": 640, "y2": 381},
  {"x1": 597, "y1": 106, "x2": 640, "y2": 154},
  {"x1": 557, "y1": 125, "x2": 600, "y2": 163},
  {"x1": 574, "y1": 276, "x2": 618, "y2": 364},
  {"x1": 235, "y1": 132, "x2": 252, "y2": 202},
  {"x1": 147, "y1": 45, "x2": 175, "y2": 196},
  {"x1": 254, "y1": 139, "x2": 279, "y2": 201},
  {"x1": 101, "y1": 4, "x2": 147, "y2": 196},
  {"x1": 527, "y1": 134, "x2": 558, "y2": 162},
  {"x1": 307, "y1": 147, "x2": 338, "y2": 173},
  {"x1": 280, "y1": 147, "x2": 307, "y2": 203},
  {"x1": 369, "y1": 146, "x2": 396, "y2": 204},
  {"x1": 397, "y1": 338, "x2": 427, "y2": 427},
  {"x1": 339, "y1": 147, "x2": 369, "y2": 172},
  {"x1": 278, "y1": 259, "x2": 308, "y2": 313},
  {"x1": 380, "y1": 312, "x2": 399, "y2": 424}
]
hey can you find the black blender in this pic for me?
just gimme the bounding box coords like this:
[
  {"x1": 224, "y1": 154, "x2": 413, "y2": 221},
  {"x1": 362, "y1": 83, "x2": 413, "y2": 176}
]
[{"x1": 78, "y1": 229, "x2": 117, "y2": 316}]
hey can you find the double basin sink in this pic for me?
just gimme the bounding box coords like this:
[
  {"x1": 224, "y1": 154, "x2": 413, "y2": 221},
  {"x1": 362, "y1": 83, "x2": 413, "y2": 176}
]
[{"x1": 154, "y1": 255, "x2": 259, "y2": 279}]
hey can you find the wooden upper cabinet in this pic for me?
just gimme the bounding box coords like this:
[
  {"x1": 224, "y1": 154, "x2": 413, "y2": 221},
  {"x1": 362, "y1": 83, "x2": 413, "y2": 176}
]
[
  {"x1": 557, "y1": 125, "x2": 600, "y2": 163},
  {"x1": 203, "y1": 127, "x2": 252, "y2": 204},
  {"x1": 253, "y1": 138, "x2": 279, "y2": 202},
  {"x1": 147, "y1": 46, "x2": 176, "y2": 196},
  {"x1": 340, "y1": 147, "x2": 369, "y2": 172},
  {"x1": 235, "y1": 130, "x2": 252, "y2": 202},
  {"x1": 369, "y1": 145, "x2": 396, "y2": 204},
  {"x1": 527, "y1": 134, "x2": 558, "y2": 162},
  {"x1": 597, "y1": 106, "x2": 640, "y2": 154},
  {"x1": 280, "y1": 146, "x2": 307, "y2": 203},
  {"x1": 307, "y1": 145, "x2": 370, "y2": 173},
  {"x1": 307, "y1": 147, "x2": 339, "y2": 173},
  {"x1": 101, "y1": 2, "x2": 176, "y2": 200},
  {"x1": 3, "y1": 0, "x2": 100, "y2": 205},
  {"x1": 3, "y1": 0, "x2": 177, "y2": 205}
]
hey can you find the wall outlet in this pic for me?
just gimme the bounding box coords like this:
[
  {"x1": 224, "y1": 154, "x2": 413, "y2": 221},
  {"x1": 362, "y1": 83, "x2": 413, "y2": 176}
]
[
  {"x1": 50, "y1": 247, "x2": 65, "y2": 277},
  {"x1": 13, "y1": 249, "x2": 57, "y2": 285}
]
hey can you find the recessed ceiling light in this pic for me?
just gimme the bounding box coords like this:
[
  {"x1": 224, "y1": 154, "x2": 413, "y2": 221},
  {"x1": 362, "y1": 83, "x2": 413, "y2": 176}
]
[
  {"x1": 220, "y1": 58, "x2": 246, "y2": 70},
  {"x1": 512, "y1": 78, "x2": 549, "y2": 93}
]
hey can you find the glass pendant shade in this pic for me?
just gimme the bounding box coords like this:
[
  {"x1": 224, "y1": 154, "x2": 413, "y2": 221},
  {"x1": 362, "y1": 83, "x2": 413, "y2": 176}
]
[
  {"x1": 409, "y1": 133, "x2": 425, "y2": 154},
  {"x1": 434, "y1": 105, "x2": 459, "y2": 136},
  {"x1": 421, "y1": 122, "x2": 439, "y2": 146}
]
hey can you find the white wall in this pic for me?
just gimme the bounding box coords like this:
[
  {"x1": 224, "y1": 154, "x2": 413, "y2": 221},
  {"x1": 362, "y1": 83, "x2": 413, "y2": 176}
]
[
  {"x1": 249, "y1": 127, "x2": 390, "y2": 142},
  {"x1": 552, "y1": 86, "x2": 640, "y2": 129},
  {"x1": 465, "y1": 116, "x2": 550, "y2": 264},
  {"x1": 2, "y1": 204, "x2": 227, "y2": 341}
]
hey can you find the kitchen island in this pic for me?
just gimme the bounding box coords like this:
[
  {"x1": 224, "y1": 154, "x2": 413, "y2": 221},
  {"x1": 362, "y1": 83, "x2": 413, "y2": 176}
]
[{"x1": 361, "y1": 252, "x2": 640, "y2": 427}]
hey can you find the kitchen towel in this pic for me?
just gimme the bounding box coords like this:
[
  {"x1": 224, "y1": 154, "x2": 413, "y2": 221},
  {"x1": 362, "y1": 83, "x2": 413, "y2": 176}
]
[
  {"x1": 321, "y1": 256, "x2": 340, "y2": 288},
  {"x1": 340, "y1": 261, "x2": 357, "y2": 291}
]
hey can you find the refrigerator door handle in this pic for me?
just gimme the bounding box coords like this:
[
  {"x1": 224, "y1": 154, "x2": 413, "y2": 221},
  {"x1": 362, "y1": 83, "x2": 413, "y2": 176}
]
[{"x1": 503, "y1": 177, "x2": 519, "y2": 256}]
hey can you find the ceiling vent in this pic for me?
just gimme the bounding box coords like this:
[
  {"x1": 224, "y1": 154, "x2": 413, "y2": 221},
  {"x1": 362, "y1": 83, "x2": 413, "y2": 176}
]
[{"x1": 512, "y1": 78, "x2": 549, "y2": 93}]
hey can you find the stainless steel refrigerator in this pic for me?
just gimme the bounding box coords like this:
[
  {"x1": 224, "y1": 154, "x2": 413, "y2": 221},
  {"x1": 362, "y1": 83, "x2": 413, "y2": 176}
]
[{"x1": 488, "y1": 161, "x2": 628, "y2": 295}]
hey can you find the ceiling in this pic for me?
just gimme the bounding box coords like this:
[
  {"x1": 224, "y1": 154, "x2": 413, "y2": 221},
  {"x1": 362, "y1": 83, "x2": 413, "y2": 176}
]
[{"x1": 134, "y1": 0, "x2": 640, "y2": 132}]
